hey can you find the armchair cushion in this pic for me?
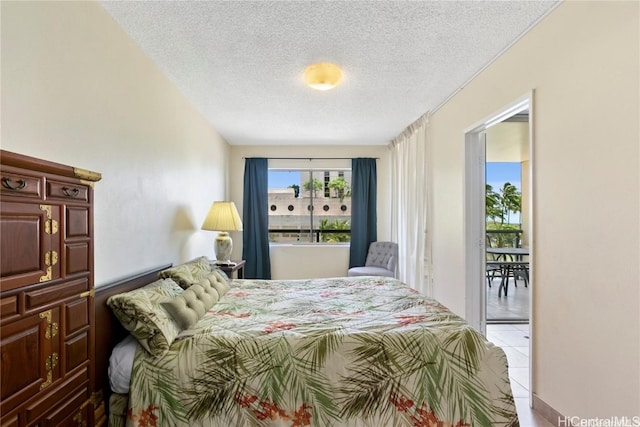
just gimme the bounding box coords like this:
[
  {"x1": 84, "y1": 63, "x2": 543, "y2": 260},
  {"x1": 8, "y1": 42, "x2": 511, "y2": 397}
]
[
  {"x1": 347, "y1": 266, "x2": 395, "y2": 278},
  {"x1": 348, "y1": 241, "x2": 398, "y2": 278}
]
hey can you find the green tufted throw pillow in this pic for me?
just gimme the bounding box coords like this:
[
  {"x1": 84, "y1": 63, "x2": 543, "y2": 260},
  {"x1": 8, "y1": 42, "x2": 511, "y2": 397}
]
[
  {"x1": 160, "y1": 270, "x2": 232, "y2": 330},
  {"x1": 161, "y1": 284, "x2": 218, "y2": 330},
  {"x1": 207, "y1": 270, "x2": 231, "y2": 296}
]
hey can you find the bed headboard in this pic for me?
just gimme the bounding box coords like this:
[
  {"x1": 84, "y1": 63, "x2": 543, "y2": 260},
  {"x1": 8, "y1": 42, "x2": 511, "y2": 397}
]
[{"x1": 94, "y1": 264, "x2": 171, "y2": 400}]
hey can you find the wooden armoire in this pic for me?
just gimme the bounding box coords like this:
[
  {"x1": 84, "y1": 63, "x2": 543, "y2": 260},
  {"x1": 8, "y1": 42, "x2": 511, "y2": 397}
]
[{"x1": 1, "y1": 150, "x2": 102, "y2": 426}]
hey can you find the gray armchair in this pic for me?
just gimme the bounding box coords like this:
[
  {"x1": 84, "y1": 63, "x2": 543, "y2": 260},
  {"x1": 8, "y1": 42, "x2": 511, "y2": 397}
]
[{"x1": 348, "y1": 241, "x2": 398, "y2": 278}]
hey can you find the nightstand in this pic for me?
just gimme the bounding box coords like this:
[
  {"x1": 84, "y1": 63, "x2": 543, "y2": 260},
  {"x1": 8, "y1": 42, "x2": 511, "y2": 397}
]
[{"x1": 216, "y1": 260, "x2": 246, "y2": 279}]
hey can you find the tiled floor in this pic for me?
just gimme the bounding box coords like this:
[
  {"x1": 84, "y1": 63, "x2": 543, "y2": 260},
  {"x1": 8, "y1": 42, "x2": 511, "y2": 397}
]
[
  {"x1": 486, "y1": 324, "x2": 556, "y2": 427},
  {"x1": 487, "y1": 276, "x2": 529, "y2": 322}
]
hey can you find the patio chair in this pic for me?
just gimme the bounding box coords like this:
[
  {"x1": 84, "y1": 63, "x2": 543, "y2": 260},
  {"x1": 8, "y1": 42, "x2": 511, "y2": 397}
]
[
  {"x1": 486, "y1": 235, "x2": 501, "y2": 287},
  {"x1": 348, "y1": 241, "x2": 398, "y2": 278}
]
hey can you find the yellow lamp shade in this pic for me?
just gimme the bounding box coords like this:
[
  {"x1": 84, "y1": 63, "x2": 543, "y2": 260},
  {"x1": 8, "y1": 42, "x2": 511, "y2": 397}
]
[
  {"x1": 201, "y1": 201, "x2": 243, "y2": 263},
  {"x1": 201, "y1": 201, "x2": 243, "y2": 232}
]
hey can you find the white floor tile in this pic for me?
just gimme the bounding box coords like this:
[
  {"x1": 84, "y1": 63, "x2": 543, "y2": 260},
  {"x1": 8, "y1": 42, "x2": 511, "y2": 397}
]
[
  {"x1": 513, "y1": 345, "x2": 529, "y2": 357},
  {"x1": 486, "y1": 323, "x2": 519, "y2": 331},
  {"x1": 509, "y1": 367, "x2": 530, "y2": 390},
  {"x1": 486, "y1": 333, "x2": 509, "y2": 347},
  {"x1": 515, "y1": 398, "x2": 556, "y2": 427},
  {"x1": 513, "y1": 323, "x2": 530, "y2": 332},
  {"x1": 502, "y1": 346, "x2": 529, "y2": 368},
  {"x1": 491, "y1": 330, "x2": 530, "y2": 347},
  {"x1": 491, "y1": 324, "x2": 554, "y2": 426},
  {"x1": 509, "y1": 378, "x2": 529, "y2": 398},
  {"x1": 515, "y1": 398, "x2": 535, "y2": 426}
]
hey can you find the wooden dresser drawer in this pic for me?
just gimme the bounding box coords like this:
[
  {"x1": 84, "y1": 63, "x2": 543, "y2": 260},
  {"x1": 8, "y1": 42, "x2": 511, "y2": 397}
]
[
  {"x1": 1, "y1": 317, "x2": 47, "y2": 409},
  {"x1": 24, "y1": 278, "x2": 89, "y2": 310},
  {"x1": 66, "y1": 206, "x2": 89, "y2": 238},
  {"x1": 0, "y1": 295, "x2": 18, "y2": 320},
  {"x1": 24, "y1": 367, "x2": 89, "y2": 424},
  {"x1": 0, "y1": 413, "x2": 19, "y2": 427},
  {"x1": 65, "y1": 332, "x2": 89, "y2": 373},
  {"x1": 46, "y1": 180, "x2": 89, "y2": 203},
  {"x1": 45, "y1": 388, "x2": 91, "y2": 427},
  {"x1": 0, "y1": 171, "x2": 42, "y2": 199},
  {"x1": 65, "y1": 297, "x2": 90, "y2": 335},
  {"x1": 65, "y1": 242, "x2": 90, "y2": 275},
  {"x1": 0, "y1": 202, "x2": 60, "y2": 292},
  {"x1": 1, "y1": 308, "x2": 61, "y2": 415}
]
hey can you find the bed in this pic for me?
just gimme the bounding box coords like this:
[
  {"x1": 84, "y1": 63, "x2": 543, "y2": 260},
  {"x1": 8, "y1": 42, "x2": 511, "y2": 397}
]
[{"x1": 95, "y1": 258, "x2": 518, "y2": 427}]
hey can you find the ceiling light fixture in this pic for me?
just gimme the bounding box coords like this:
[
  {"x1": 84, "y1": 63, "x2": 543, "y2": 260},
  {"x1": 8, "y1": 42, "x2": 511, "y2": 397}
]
[{"x1": 303, "y1": 62, "x2": 343, "y2": 91}]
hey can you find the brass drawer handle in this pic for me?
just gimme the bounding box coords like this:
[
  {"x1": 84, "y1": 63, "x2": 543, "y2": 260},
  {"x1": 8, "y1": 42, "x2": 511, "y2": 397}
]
[
  {"x1": 79, "y1": 289, "x2": 94, "y2": 298},
  {"x1": 1, "y1": 177, "x2": 27, "y2": 191},
  {"x1": 62, "y1": 186, "x2": 80, "y2": 198}
]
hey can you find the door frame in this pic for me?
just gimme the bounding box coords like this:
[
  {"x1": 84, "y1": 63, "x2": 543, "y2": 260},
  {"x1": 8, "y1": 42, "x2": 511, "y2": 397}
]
[{"x1": 463, "y1": 91, "x2": 534, "y2": 403}]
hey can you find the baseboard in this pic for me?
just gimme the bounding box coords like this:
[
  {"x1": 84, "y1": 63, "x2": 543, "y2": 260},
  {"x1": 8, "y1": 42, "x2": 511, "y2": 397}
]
[{"x1": 533, "y1": 393, "x2": 567, "y2": 426}]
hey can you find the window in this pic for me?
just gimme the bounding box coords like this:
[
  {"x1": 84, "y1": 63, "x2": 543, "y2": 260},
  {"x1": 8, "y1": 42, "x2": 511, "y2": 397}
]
[
  {"x1": 268, "y1": 169, "x2": 351, "y2": 243},
  {"x1": 323, "y1": 171, "x2": 331, "y2": 197}
]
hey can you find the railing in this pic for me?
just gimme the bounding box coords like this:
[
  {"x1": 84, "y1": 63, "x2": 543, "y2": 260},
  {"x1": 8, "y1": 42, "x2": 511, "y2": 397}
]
[
  {"x1": 486, "y1": 229, "x2": 523, "y2": 248},
  {"x1": 268, "y1": 229, "x2": 351, "y2": 243}
]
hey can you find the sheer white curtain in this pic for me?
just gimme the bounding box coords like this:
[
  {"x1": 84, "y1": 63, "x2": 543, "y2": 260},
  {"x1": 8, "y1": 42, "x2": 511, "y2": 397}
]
[{"x1": 390, "y1": 113, "x2": 432, "y2": 296}]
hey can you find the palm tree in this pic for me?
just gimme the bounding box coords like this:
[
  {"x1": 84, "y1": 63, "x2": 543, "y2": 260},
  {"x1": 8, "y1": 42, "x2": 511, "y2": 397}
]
[
  {"x1": 485, "y1": 184, "x2": 502, "y2": 224},
  {"x1": 327, "y1": 177, "x2": 351, "y2": 203},
  {"x1": 303, "y1": 178, "x2": 323, "y2": 197},
  {"x1": 327, "y1": 219, "x2": 350, "y2": 242},
  {"x1": 318, "y1": 219, "x2": 351, "y2": 242},
  {"x1": 318, "y1": 218, "x2": 330, "y2": 242},
  {"x1": 288, "y1": 184, "x2": 300, "y2": 198},
  {"x1": 498, "y1": 182, "x2": 521, "y2": 225}
]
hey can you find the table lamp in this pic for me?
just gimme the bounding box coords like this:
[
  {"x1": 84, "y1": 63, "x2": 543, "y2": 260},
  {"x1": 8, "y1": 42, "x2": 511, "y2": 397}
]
[{"x1": 201, "y1": 201, "x2": 243, "y2": 264}]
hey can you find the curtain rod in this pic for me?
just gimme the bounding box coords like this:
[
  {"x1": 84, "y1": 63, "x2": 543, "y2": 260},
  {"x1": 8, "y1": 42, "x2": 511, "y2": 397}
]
[{"x1": 243, "y1": 157, "x2": 379, "y2": 160}]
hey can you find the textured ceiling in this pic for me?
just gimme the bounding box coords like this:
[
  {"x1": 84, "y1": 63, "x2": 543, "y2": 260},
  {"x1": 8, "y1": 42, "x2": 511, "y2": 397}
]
[{"x1": 100, "y1": 1, "x2": 558, "y2": 146}]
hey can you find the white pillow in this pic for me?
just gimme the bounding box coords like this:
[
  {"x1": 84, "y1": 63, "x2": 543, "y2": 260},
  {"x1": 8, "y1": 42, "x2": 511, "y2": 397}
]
[{"x1": 108, "y1": 334, "x2": 138, "y2": 394}]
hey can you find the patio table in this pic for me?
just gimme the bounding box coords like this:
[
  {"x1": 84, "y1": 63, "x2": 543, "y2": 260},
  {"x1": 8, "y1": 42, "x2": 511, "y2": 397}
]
[
  {"x1": 487, "y1": 248, "x2": 529, "y2": 297},
  {"x1": 487, "y1": 247, "x2": 529, "y2": 261}
]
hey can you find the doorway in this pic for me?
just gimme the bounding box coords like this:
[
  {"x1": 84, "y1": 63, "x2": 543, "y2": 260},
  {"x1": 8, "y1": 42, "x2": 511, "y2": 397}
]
[
  {"x1": 464, "y1": 93, "x2": 533, "y2": 333},
  {"x1": 485, "y1": 114, "x2": 530, "y2": 323},
  {"x1": 464, "y1": 93, "x2": 534, "y2": 405}
]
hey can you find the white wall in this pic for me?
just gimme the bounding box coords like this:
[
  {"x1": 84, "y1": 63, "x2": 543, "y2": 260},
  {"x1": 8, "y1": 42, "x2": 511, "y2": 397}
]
[
  {"x1": 486, "y1": 121, "x2": 529, "y2": 162},
  {"x1": 229, "y1": 145, "x2": 390, "y2": 279},
  {"x1": 1, "y1": 1, "x2": 229, "y2": 285},
  {"x1": 270, "y1": 245, "x2": 350, "y2": 279},
  {"x1": 429, "y1": 1, "x2": 638, "y2": 417}
]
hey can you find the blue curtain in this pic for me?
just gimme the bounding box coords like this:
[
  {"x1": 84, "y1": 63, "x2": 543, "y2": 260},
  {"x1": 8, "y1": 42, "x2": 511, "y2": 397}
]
[
  {"x1": 349, "y1": 158, "x2": 377, "y2": 268},
  {"x1": 242, "y1": 158, "x2": 272, "y2": 279}
]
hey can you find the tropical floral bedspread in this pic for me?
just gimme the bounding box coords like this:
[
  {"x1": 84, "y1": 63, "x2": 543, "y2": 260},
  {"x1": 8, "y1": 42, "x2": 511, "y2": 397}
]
[{"x1": 126, "y1": 277, "x2": 518, "y2": 427}]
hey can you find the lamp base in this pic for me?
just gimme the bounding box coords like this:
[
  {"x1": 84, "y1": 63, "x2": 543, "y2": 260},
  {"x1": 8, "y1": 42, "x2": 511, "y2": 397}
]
[{"x1": 214, "y1": 232, "x2": 233, "y2": 263}]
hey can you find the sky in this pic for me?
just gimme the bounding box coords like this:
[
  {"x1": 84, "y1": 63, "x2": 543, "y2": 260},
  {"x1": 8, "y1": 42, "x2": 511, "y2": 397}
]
[
  {"x1": 486, "y1": 162, "x2": 521, "y2": 192},
  {"x1": 486, "y1": 162, "x2": 522, "y2": 224},
  {"x1": 269, "y1": 170, "x2": 302, "y2": 189}
]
